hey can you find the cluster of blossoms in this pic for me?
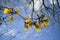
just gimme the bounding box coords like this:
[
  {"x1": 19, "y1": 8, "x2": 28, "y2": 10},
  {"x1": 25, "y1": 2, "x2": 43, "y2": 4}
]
[
  {"x1": 24, "y1": 14, "x2": 50, "y2": 32},
  {"x1": 4, "y1": 7, "x2": 20, "y2": 22},
  {"x1": 0, "y1": 6, "x2": 50, "y2": 32}
]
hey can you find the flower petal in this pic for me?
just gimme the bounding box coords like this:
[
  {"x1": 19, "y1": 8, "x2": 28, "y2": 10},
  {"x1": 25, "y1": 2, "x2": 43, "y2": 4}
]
[
  {"x1": 9, "y1": 16, "x2": 14, "y2": 22},
  {"x1": 24, "y1": 24, "x2": 29, "y2": 30},
  {"x1": 29, "y1": 22, "x2": 33, "y2": 28},
  {"x1": 14, "y1": 10, "x2": 20, "y2": 15},
  {"x1": 44, "y1": 17, "x2": 50, "y2": 22},
  {"x1": 43, "y1": 22, "x2": 49, "y2": 27},
  {"x1": 25, "y1": 18, "x2": 31, "y2": 24},
  {"x1": 35, "y1": 23, "x2": 41, "y2": 32}
]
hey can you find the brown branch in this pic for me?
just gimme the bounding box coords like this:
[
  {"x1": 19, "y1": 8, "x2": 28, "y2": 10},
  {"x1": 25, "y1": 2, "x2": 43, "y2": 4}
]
[
  {"x1": 18, "y1": 14, "x2": 26, "y2": 20},
  {"x1": 56, "y1": 0, "x2": 60, "y2": 8},
  {"x1": 31, "y1": 0, "x2": 34, "y2": 20}
]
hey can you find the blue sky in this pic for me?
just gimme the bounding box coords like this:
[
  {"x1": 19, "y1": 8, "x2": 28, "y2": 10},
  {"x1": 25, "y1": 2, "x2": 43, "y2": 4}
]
[{"x1": 0, "y1": 0, "x2": 60, "y2": 40}]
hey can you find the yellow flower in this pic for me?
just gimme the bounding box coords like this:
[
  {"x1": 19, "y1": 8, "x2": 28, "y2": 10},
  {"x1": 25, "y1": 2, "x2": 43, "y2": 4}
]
[
  {"x1": 43, "y1": 21, "x2": 50, "y2": 28},
  {"x1": 35, "y1": 23, "x2": 41, "y2": 32},
  {"x1": 44, "y1": 17, "x2": 50, "y2": 22},
  {"x1": 24, "y1": 24, "x2": 28, "y2": 30},
  {"x1": 25, "y1": 18, "x2": 31, "y2": 24},
  {"x1": 25, "y1": 18, "x2": 33, "y2": 28},
  {"x1": 4, "y1": 8, "x2": 11, "y2": 14},
  {"x1": 43, "y1": 21, "x2": 48, "y2": 27},
  {"x1": 9, "y1": 16, "x2": 14, "y2": 22},
  {"x1": 14, "y1": 10, "x2": 20, "y2": 15},
  {"x1": 29, "y1": 22, "x2": 33, "y2": 28},
  {"x1": 43, "y1": 17, "x2": 50, "y2": 27}
]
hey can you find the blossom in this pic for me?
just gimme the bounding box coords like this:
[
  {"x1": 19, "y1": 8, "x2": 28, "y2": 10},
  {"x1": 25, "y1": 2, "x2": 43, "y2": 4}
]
[
  {"x1": 14, "y1": 10, "x2": 20, "y2": 15},
  {"x1": 43, "y1": 17, "x2": 50, "y2": 27},
  {"x1": 25, "y1": 18, "x2": 33, "y2": 28},
  {"x1": 35, "y1": 23, "x2": 41, "y2": 32},
  {"x1": 43, "y1": 21, "x2": 48, "y2": 27},
  {"x1": 25, "y1": 18, "x2": 31, "y2": 24},
  {"x1": 4, "y1": 8, "x2": 11, "y2": 14},
  {"x1": 24, "y1": 24, "x2": 29, "y2": 30},
  {"x1": 9, "y1": 15, "x2": 14, "y2": 22},
  {"x1": 44, "y1": 17, "x2": 50, "y2": 22}
]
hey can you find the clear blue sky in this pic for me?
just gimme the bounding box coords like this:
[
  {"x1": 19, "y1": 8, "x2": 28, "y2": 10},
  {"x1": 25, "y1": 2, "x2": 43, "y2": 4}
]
[{"x1": 0, "y1": 0, "x2": 60, "y2": 40}]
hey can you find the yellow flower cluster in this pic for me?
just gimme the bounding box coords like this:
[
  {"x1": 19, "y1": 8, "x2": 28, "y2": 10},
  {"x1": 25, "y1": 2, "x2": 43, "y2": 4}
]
[
  {"x1": 3, "y1": 7, "x2": 50, "y2": 32},
  {"x1": 4, "y1": 7, "x2": 20, "y2": 22},
  {"x1": 24, "y1": 17, "x2": 50, "y2": 32},
  {"x1": 24, "y1": 18, "x2": 33, "y2": 30},
  {"x1": 4, "y1": 7, "x2": 20, "y2": 15},
  {"x1": 26, "y1": 18, "x2": 33, "y2": 27}
]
